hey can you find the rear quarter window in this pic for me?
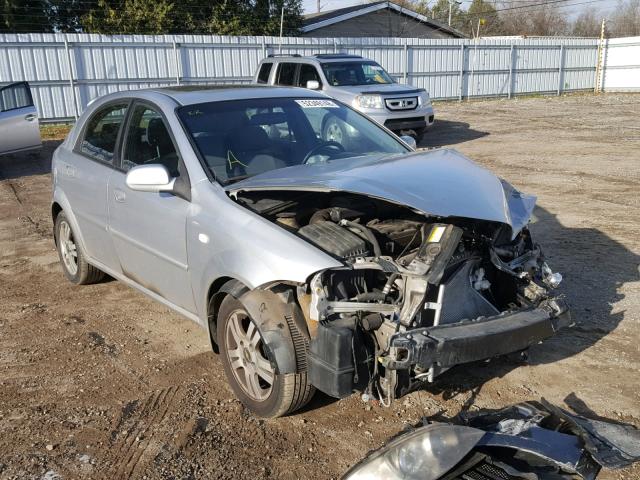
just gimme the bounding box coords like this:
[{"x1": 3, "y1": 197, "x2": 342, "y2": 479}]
[{"x1": 257, "y1": 63, "x2": 273, "y2": 84}]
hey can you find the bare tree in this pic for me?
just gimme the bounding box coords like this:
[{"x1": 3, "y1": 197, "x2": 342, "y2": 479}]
[
  {"x1": 571, "y1": 7, "x2": 602, "y2": 37},
  {"x1": 609, "y1": 0, "x2": 640, "y2": 36},
  {"x1": 498, "y1": 1, "x2": 569, "y2": 36}
]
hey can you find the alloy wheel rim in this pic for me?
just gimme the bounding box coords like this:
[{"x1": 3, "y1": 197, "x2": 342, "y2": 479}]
[
  {"x1": 225, "y1": 310, "x2": 275, "y2": 401},
  {"x1": 59, "y1": 220, "x2": 78, "y2": 276}
]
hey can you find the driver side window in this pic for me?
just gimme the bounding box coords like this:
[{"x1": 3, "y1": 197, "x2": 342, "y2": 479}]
[{"x1": 122, "y1": 104, "x2": 180, "y2": 177}]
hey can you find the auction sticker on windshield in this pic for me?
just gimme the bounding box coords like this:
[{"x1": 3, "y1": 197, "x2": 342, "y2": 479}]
[{"x1": 296, "y1": 99, "x2": 339, "y2": 108}]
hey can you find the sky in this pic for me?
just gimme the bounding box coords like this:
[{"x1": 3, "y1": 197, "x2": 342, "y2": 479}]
[{"x1": 301, "y1": 0, "x2": 620, "y2": 20}]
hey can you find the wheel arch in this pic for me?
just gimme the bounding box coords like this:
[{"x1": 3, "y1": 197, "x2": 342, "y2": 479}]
[
  {"x1": 51, "y1": 202, "x2": 63, "y2": 244},
  {"x1": 206, "y1": 277, "x2": 248, "y2": 354}
]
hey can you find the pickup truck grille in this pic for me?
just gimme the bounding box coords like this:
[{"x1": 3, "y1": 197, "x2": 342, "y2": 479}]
[{"x1": 385, "y1": 96, "x2": 418, "y2": 111}]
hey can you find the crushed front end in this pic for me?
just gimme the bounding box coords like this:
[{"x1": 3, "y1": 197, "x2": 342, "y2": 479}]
[{"x1": 235, "y1": 190, "x2": 571, "y2": 405}]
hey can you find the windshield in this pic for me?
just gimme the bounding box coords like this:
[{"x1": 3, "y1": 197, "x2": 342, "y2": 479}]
[
  {"x1": 177, "y1": 97, "x2": 408, "y2": 185},
  {"x1": 322, "y1": 61, "x2": 394, "y2": 86}
]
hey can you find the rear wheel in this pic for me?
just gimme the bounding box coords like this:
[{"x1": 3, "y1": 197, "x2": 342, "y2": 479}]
[
  {"x1": 54, "y1": 212, "x2": 104, "y2": 285},
  {"x1": 217, "y1": 295, "x2": 314, "y2": 418}
]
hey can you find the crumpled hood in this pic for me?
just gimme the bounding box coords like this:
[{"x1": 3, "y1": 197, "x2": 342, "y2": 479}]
[{"x1": 227, "y1": 149, "x2": 536, "y2": 237}]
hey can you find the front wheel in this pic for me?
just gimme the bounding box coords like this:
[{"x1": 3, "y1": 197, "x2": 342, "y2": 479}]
[
  {"x1": 54, "y1": 212, "x2": 104, "y2": 285},
  {"x1": 217, "y1": 295, "x2": 314, "y2": 418}
]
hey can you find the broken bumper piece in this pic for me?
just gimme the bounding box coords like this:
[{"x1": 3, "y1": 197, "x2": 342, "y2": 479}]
[
  {"x1": 343, "y1": 400, "x2": 640, "y2": 480},
  {"x1": 383, "y1": 298, "x2": 571, "y2": 371}
]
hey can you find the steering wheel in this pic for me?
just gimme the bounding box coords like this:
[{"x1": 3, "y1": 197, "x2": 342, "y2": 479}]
[{"x1": 302, "y1": 141, "x2": 345, "y2": 164}]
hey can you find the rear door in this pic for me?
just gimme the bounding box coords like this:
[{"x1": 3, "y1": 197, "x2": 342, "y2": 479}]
[
  {"x1": 274, "y1": 62, "x2": 299, "y2": 86},
  {"x1": 0, "y1": 82, "x2": 42, "y2": 156},
  {"x1": 58, "y1": 101, "x2": 129, "y2": 272}
]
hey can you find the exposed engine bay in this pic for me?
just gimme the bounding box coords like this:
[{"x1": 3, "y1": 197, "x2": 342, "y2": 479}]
[{"x1": 234, "y1": 190, "x2": 571, "y2": 405}]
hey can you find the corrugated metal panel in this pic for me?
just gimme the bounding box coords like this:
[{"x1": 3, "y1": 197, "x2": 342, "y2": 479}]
[
  {"x1": 602, "y1": 36, "x2": 640, "y2": 92},
  {"x1": 0, "y1": 33, "x2": 604, "y2": 121}
]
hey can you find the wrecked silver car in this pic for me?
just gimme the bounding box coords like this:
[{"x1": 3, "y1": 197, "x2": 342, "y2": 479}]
[
  {"x1": 344, "y1": 400, "x2": 640, "y2": 479},
  {"x1": 52, "y1": 86, "x2": 570, "y2": 418}
]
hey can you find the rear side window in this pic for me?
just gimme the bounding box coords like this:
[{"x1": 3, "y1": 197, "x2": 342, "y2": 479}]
[
  {"x1": 257, "y1": 63, "x2": 273, "y2": 84},
  {"x1": 0, "y1": 82, "x2": 33, "y2": 112},
  {"x1": 80, "y1": 103, "x2": 128, "y2": 165},
  {"x1": 275, "y1": 63, "x2": 297, "y2": 86}
]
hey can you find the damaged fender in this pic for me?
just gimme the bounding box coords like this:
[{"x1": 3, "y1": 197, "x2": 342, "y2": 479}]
[{"x1": 239, "y1": 288, "x2": 311, "y2": 376}]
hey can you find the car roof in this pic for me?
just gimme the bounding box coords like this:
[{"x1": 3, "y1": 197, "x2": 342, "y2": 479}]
[
  {"x1": 95, "y1": 84, "x2": 328, "y2": 107},
  {"x1": 263, "y1": 54, "x2": 370, "y2": 64}
]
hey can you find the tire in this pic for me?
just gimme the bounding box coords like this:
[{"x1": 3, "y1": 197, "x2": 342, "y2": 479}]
[
  {"x1": 217, "y1": 295, "x2": 314, "y2": 418},
  {"x1": 54, "y1": 211, "x2": 105, "y2": 285},
  {"x1": 414, "y1": 127, "x2": 427, "y2": 145}
]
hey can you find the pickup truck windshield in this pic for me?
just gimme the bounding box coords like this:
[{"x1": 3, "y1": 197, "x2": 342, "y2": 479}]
[
  {"x1": 177, "y1": 97, "x2": 408, "y2": 185},
  {"x1": 322, "y1": 61, "x2": 394, "y2": 86}
]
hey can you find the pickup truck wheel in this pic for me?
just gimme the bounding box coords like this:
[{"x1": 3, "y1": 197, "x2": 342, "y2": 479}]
[
  {"x1": 54, "y1": 212, "x2": 104, "y2": 285},
  {"x1": 217, "y1": 295, "x2": 314, "y2": 418}
]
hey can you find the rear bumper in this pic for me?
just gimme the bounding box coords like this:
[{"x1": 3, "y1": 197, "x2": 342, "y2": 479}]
[{"x1": 384, "y1": 298, "x2": 571, "y2": 371}]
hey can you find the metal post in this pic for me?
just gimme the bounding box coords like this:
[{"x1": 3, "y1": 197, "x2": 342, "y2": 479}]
[
  {"x1": 459, "y1": 44, "x2": 464, "y2": 101},
  {"x1": 594, "y1": 19, "x2": 606, "y2": 93},
  {"x1": 403, "y1": 41, "x2": 408, "y2": 83},
  {"x1": 63, "y1": 38, "x2": 80, "y2": 120},
  {"x1": 173, "y1": 42, "x2": 181, "y2": 85},
  {"x1": 508, "y1": 44, "x2": 514, "y2": 99},
  {"x1": 261, "y1": 37, "x2": 267, "y2": 59},
  {"x1": 279, "y1": 6, "x2": 285, "y2": 54},
  {"x1": 557, "y1": 45, "x2": 563, "y2": 96},
  {"x1": 333, "y1": 39, "x2": 338, "y2": 53}
]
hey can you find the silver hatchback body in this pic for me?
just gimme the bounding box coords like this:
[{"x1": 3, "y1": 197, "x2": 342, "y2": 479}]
[{"x1": 52, "y1": 85, "x2": 569, "y2": 418}]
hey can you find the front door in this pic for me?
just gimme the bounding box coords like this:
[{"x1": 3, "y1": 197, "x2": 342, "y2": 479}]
[
  {"x1": 107, "y1": 102, "x2": 195, "y2": 313},
  {"x1": 0, "y1": 82, "x2": 42, "y2": 156}
]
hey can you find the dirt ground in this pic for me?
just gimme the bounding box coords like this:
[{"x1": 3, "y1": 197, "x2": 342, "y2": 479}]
[{"x1": 1, "y1": 93, "x2": 639, "y2": 480}]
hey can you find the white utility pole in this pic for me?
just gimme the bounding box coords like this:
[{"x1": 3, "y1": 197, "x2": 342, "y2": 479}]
[
  {"x1": 279, "y1": 6, "x2": 285, "y2": 53},
  {"x1": 448, "y1": 0, "x2": 461, "y2": 26}
]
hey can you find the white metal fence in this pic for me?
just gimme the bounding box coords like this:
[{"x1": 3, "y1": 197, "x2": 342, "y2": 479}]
[
  {"x1": 0, "y1": 33, "x2": 603, "y2": 122},
  {"x1": 601, "y1": 36, "x2": 640, "y2": 92}
]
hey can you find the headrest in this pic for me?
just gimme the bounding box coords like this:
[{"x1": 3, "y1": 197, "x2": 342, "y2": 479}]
[
  {"x1": 249, "y1": 112, "x2": 288, "y2": 126},
  {"x1": 147, "y1": 117, "x2": 170, "y2": 148},
  {"x1": 229, "y1": 125, "x2": 270, "y2": 152}
]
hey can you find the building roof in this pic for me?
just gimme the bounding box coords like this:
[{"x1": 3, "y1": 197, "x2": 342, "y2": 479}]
[{"x1": 302, "y1": 1, "x2": 465, "y2": 38}]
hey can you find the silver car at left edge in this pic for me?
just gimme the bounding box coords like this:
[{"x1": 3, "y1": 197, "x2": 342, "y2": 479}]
[{"x1": 52, "y1": 85, "x2": 571, "y2": 418}]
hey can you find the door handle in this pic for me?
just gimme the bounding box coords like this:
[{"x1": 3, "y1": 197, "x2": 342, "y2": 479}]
[
  {"x1": 114, "y1": 189, "x2": 126, "y2": 202},
  {"x1": 24, "y1": 114, "x2": 37, "y2": 122},
  {"x1": 65, "y1": 165, "x2": 76, "y2": 177}
]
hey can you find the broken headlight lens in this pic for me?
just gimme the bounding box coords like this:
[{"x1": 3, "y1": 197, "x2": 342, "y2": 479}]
[{"x1": 343, "y1": 424, "x2": 484, "y2": 480}]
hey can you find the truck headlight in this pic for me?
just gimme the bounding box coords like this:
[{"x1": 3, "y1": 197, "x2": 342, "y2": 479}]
[
  {"x1": 343, "y1": 424, "x2": 484, "y2": 480},
  {"x1": 355, "y1": 94, "x2": 384, "y2": 109},
  {"x1": 420, "y1": 91, "x2": 431, "y2": 106}
]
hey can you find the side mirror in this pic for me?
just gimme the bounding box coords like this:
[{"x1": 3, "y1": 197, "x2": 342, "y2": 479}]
[
  {"x1": 306, "y1": 80, "x2": 321, "y2": 90},
  {"x1": 126, "y1": 164, "x2": 176, "y2": 193},
  {"x1": 399, "y1": 135, "x2": 417, "y2": 150}
]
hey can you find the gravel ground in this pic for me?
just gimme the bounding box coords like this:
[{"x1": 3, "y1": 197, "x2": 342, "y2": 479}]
[{"x1": 0, "y1": 93, "x2": 639, "y2": 480}]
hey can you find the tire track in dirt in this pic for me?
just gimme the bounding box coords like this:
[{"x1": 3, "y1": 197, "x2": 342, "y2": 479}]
[{"x1": 105, "y1": 385, "x2": 183, "y2": 479}]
